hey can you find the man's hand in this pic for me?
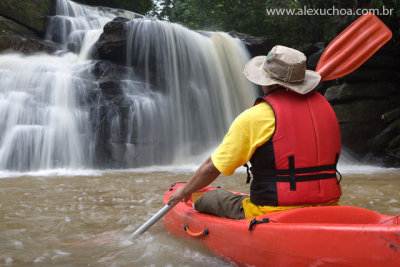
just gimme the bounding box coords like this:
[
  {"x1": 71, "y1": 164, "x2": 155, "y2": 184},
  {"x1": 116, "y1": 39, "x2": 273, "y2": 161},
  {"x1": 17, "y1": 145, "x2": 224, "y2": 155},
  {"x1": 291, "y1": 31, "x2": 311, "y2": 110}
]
[
  {"x1": 167, "y1": 186, "x2": 190, "y2": 205},
  {"x1": 166, "y1": 157, "x2": 220, "y2": 206}
]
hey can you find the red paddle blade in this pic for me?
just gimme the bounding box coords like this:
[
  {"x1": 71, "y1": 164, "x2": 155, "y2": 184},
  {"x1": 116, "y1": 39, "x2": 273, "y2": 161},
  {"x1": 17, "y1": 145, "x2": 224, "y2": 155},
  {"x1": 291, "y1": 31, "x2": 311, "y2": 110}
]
[{"x1": 316, "y1": 13, "x2": 392, "y2": 81}]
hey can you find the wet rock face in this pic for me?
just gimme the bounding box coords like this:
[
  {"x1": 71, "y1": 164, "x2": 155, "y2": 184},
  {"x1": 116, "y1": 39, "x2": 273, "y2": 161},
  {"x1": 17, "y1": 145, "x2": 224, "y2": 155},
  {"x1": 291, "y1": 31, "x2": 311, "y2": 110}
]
[
  {"x1": 330, "y1": 98, "x2": 393, "y2": 154},
  {"x1": 93, "y1": 17, "x2": 130, "y2": 65},
  {"x1": 320, "y1": 43, "x2": 400, "y2": 166},
  {"x1": 89, "y1": 60, "x2": 133, "y2": 168},
  {"x1": 229, "y1": 32, "x2": 273, "y2": 57},
  {"x1": 92, "y1": 17, "x2": 162, "y2": 91},
  {"x1": 0, "y1": 16, "x2": 59, "y2": 53},
  {"x1": 92, "y1": 60, "x2": 130, "y2": 82},
  {"x1": 368, "y1": 113, "x2": 400, "y2": 167},
  {"x1": 0, "y1": 0, "x2": 54, "y2": 37},
  {"x1": 0, "y1": 0, "x2": 58, "y2": 54}
]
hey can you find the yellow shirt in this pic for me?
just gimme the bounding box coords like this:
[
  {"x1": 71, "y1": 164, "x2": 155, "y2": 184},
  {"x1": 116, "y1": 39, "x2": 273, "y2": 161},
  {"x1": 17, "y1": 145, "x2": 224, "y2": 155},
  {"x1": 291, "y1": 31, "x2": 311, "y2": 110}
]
[
  {"x1": 211, "y1": 102, "x2": 275, "y2": 175},
  {"x1": 211, "y1": 101, "x2": 338, "y2": 218}
]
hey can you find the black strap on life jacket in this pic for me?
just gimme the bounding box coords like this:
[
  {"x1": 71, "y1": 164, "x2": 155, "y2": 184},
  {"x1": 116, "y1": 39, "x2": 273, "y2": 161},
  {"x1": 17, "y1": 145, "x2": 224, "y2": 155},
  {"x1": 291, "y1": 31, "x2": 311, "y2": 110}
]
[
  {"x1": 250, "y1": 154, "x2": 340, "y2": 191},
  {"x1": 289, "y1": 155, "x2": 296, "y2": 191},
  {"x1": 243, "y1": 163, "x2": 252, "y2": 184},
  {"x1": 335, "y1": 153, "x2": 343, "y2": 184}
]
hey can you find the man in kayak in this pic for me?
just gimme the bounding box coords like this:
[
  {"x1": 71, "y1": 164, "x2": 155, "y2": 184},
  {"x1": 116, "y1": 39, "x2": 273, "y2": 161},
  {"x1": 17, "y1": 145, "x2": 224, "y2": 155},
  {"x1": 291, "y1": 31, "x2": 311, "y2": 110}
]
[{"x1": 168, "y1": 45, "x2": 342, "y2": 219}]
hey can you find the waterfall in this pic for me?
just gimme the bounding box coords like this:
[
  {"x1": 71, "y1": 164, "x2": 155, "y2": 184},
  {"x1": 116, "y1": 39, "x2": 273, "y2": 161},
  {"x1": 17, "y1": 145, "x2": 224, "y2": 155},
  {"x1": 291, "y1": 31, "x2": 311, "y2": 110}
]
[
  {"x1": 0, "y1": 0, "x2": 256, "y2": 172},
  {"x1": 120, "y1": 20, "x2": 255, "y2": 166}
]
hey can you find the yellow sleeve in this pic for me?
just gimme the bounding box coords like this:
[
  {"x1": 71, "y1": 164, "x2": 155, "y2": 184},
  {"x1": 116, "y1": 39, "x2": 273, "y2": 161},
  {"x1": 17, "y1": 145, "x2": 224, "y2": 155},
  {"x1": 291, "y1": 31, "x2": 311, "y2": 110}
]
[{"x1": 211, "y1": 102, "x2": 275, "y2": 175}]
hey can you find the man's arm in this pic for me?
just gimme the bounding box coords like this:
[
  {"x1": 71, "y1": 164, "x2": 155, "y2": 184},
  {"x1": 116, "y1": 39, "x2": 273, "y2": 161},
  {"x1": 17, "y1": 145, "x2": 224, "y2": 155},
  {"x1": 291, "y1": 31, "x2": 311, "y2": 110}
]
[{"x1": 167, "y1": 156, "x2": 220, "y2": 205}]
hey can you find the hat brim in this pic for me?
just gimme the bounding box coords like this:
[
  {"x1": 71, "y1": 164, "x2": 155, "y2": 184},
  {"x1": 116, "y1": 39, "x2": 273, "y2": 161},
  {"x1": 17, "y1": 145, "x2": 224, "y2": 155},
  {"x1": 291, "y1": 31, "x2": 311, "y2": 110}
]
[{"x1": 243, "y1": 56, "x2": 321, "y2": 94}]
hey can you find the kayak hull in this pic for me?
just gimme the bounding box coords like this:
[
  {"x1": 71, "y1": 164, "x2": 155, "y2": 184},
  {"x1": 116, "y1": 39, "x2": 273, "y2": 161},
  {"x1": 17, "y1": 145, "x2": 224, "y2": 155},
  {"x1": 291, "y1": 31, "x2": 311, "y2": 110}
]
[{"x1": 163, "y1": 182, "x2": 400, "y2": 267}]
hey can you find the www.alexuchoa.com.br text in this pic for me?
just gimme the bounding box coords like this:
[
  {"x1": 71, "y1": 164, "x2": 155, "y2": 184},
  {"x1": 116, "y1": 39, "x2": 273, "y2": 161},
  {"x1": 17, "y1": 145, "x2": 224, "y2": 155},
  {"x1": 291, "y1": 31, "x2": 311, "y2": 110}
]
[{"x1": 266, "y1": 5, "x2": 393, "y2": 16}]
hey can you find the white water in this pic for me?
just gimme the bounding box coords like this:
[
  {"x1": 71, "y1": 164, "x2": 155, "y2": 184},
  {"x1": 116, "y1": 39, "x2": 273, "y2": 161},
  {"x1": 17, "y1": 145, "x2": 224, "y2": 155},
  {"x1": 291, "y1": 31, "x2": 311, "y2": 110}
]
[
  {"x1": 121, "y1": 19, "x2": 255, "y2": 166},
  {"x1": 1, "y1": 149, "x2": 398, "y2": 179},
  {"x1": 0, "y1": 0, "x2": 256, "y2": 172}
]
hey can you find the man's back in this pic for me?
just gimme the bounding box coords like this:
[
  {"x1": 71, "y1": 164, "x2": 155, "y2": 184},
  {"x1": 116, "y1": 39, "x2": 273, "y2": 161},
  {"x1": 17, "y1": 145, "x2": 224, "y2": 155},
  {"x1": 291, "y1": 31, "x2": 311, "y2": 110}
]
[{"x1": 250, "y1": 89, "x2": 342, "y2": 206}]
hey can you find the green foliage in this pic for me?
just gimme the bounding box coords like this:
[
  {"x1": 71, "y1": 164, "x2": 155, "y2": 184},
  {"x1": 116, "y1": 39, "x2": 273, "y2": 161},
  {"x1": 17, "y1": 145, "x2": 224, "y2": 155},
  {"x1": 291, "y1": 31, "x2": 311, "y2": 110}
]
[
  {"x1": 153, "y1": 0, "x2": 268, "y2": 33},
  {"x1": 153, "y1": 0, "x2": 400, "y2": 47},
  {"x1": 77, "y1": 0, "x2": 154, "y2": 15}
]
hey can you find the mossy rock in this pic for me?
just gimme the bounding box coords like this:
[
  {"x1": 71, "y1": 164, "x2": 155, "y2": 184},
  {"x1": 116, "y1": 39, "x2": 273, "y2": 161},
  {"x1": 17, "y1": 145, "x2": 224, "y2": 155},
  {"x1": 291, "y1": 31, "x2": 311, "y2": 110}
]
[
  {"x1": 340, "y1": 121, "x2": 386, "y2": 155},
  {"x1": 388, "y1": 134, "x2": 400, "y2": 151},
  {"x1": 307, "y1": 50, "x2": 323, "y2": 70},
  {"x1": 332, "y1": 99, "x2": 399, "y2": 154},
  {"x1": 368, "y1": 119, "x2": 400, "y2": 153},
  {"x1": 382, "y1": 108, "x2": 400, "y2": 124},
  {"x1": 230, "y1": 32, "x2": 273, "y2": 58},
  {"x1": 332, "y1": 99, "x2": 395, "y2": 123},
  {"x1": 0, "y1": 0, "x2": 55, "y2": 36},
  {"x1": 343, "y1": 67, "x2": 400, "y2": 83},
  {"x1": 0, "y1": 16, "x2": 58, "y2": 53},
  {"x1": 93, "y1": 17, "x2": 130, "y2": 65},
  {"x1": 362, "y1": 54, "x2": 400, "y2": 70},
  {"x1": 324, "y1": 82, "x2": 399, "y2": 103},
  {"x1": 0, "y1": 16, "x2": 37, "y2": 38}
]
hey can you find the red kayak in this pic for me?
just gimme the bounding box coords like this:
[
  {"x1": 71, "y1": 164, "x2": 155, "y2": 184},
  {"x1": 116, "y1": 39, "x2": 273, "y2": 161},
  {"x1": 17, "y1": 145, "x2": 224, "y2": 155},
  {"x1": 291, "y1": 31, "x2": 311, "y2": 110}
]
[{"x1": 162, "y1": 182, "x2": 400, "y2": 266}]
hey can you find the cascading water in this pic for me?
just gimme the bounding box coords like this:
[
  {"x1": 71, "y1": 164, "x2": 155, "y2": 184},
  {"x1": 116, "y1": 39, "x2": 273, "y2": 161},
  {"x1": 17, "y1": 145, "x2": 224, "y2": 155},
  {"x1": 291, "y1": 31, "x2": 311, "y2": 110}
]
[
  {"x1": 0, "y1": 0, "x2": 116, "y2": 171},
  {"x1": 0, "y1": 0, "x2": 256, "y2": 172},
  {"x1": 119, "y1": 20, "x2": 255, "y2": 166},
  {"x1": 46, "y1": 0, "x2": 115, "y2": 55},
  {"x1": 0, "y1": 53, "x2": 88, "y2": 170}
]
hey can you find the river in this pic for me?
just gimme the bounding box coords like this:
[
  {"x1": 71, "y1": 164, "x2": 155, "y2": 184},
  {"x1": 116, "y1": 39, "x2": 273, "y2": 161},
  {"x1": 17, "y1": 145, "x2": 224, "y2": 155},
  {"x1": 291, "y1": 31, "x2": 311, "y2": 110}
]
[{"x1": 0, "y1": 164, "x2": 399, "y2": 266}]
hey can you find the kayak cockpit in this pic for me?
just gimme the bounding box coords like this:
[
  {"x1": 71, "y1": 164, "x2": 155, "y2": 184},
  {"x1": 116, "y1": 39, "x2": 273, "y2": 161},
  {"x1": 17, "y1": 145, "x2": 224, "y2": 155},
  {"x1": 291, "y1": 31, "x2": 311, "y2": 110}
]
[{"x1": 262, "y1": 205, "x2": 399, "y2": 225}]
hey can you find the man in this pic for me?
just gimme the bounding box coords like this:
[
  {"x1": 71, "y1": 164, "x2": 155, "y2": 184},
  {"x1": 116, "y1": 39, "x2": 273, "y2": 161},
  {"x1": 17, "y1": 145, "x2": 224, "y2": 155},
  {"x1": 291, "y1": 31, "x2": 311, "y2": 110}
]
[{"x1": 168, "y1": 45, "x2": 342, "y2": 219}]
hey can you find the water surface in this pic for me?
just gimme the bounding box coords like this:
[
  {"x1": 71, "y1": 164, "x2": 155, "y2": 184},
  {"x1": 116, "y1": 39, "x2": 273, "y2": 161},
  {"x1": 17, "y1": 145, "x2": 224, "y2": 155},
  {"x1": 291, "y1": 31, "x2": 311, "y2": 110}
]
[{"x1": 1, "y1": 167, "x2": 399, "y2": 266}]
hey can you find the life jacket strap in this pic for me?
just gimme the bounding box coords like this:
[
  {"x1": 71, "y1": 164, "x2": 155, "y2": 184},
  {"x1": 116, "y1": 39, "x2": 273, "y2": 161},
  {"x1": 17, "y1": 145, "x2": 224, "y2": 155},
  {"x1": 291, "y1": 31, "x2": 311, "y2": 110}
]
[
  {"x1": 251, "y1": 163, "x2": 338, "y2": 176},
  {"x1": 335, "y1": 153, "x2": 343, "y2": 184},
  {"x1": 289, "y1": 155, "x2": 296, "y2": 191},
  {"x1": 243, "y1": 163, "x2": 252, "y2": 184},
  {"x1": 251, "y1": 154, "x2": 340, "y2": 190}
]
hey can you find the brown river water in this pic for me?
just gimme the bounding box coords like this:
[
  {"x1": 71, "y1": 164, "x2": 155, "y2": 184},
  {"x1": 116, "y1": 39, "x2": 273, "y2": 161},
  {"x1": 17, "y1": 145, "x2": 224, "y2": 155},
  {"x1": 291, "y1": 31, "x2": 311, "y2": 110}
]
[{"x1": 0, "y1": 165, "x2": 399, "y2": 266}]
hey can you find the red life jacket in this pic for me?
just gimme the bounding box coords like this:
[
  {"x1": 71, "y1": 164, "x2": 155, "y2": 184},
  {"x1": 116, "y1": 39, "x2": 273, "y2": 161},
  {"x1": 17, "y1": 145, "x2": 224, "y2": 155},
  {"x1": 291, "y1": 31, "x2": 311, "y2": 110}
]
[{"x1": 249, "y1": 89, "x2": 342, "y2": 206}]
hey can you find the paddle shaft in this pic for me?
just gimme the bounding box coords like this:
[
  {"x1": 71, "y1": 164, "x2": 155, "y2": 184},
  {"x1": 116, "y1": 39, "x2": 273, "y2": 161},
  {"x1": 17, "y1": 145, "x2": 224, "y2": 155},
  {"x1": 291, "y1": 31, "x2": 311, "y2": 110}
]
[{"x1": 129, "y1": 201, "x2": 178, "y2": 239}]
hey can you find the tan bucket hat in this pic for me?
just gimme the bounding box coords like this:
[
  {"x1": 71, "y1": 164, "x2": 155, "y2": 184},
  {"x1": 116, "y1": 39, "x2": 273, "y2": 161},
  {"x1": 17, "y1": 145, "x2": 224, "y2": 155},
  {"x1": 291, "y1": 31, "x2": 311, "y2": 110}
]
[{"x1": 244, "y1": 45, "x2": 321, "y2": 94}]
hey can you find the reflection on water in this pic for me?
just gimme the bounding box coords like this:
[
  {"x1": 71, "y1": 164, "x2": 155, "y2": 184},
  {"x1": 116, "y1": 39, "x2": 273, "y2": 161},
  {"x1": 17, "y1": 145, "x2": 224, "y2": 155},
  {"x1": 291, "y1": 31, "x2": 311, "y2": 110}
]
[{"x1": 0, "y1": 170, "x2": 399, "y2": 265}]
